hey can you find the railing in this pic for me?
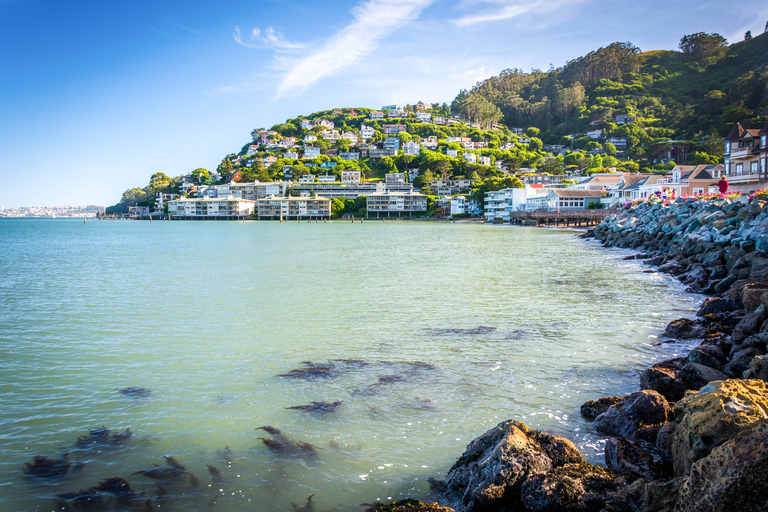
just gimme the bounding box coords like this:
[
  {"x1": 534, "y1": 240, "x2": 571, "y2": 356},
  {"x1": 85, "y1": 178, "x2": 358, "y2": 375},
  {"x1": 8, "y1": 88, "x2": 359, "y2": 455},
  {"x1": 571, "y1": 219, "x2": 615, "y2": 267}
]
[
  {"x1": 727, "y1": 172, "x2": 763, "y2": 184},
  {"x1": 508, "y1": 209, "x2": 622, "y2": 219},
  {"x1": 729, "y1": 147, "x2": 751, "y2": 159}
]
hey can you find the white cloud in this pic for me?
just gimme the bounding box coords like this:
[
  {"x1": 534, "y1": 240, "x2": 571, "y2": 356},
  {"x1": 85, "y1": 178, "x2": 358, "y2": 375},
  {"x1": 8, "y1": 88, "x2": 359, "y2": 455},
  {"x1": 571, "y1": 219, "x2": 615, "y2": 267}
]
[
  {"x1": 233, "y1": 26, "x2": 305, "y2": 50},
  {"x1": 274, "y1": 0, "x2": 434, "y2": 97},
  {"x1": 452, "y1": 0, "x2": 581, "y2": 26}
]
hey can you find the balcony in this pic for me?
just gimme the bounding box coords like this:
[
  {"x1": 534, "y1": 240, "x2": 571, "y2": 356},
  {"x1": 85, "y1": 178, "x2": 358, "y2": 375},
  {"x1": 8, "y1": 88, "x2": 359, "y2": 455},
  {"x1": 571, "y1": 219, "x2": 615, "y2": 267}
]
[
  {"x1": 727, "y1": 171, "x2": 763, "y2": 184},
  {"x1": 729, "y1": 147, "x2": 752, "y2": 159}
]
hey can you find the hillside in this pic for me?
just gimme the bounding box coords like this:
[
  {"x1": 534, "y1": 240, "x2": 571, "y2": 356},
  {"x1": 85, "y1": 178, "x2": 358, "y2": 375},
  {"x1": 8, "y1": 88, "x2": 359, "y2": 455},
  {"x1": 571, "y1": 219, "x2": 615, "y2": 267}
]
[
  {"x1": 451, "y1": 30, "x2": 768, "y2": 158},
  {"x1": 106, "y1": 29, "x2": 768, "y2": 215}
]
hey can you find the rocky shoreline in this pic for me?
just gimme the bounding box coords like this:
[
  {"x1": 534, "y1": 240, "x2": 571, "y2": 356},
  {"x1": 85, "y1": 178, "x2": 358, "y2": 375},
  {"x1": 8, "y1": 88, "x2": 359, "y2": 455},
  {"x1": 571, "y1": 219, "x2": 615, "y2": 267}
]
[{"x1": 375, "y1": 196, "x2": 768, "y2": 512}]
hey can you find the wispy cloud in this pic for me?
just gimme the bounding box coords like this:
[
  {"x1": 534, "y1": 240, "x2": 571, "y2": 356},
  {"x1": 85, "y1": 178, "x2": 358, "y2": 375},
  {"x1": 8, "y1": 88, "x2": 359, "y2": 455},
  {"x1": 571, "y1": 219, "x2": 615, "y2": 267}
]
[
  {"x1": 273, "y1": 0, "x2": 434, "y2": 97},
  {"x1": 233, "y1": 26, "x2": 305, "y2": 50},
  {"x1": 453, "y1": 0, "x2": 576, "y2": 26}
]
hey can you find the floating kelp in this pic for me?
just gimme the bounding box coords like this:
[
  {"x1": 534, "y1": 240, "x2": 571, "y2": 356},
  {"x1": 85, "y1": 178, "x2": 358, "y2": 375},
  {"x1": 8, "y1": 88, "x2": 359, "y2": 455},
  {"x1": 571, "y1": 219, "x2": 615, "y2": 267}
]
[
  {"x1": 23, "y1": 454, "x2": 84, "y2": 480},
  {"x1": 206, "y1": 464, "x2": 222, "y2": 481},
  {"x1": 278, "y1": 362, "x2": 339, "y2": 379},
  {"x1": 75, "y1": 427, "x2": 132, "y2": 449},
  {"x1": 133, "y1": 455, "x2": 199, "y2": 487},
  {"x1": 118, "y1": 386, "x2": 151, "y2": 397},
  {"x1": 291, "y1": 493, "x2": 315, "y2": 512},
  {"x1": 286, "y1": 401, "x2": 342, "y2": 413},
  {"x1": 256, "y1": 426, "x2": 319, "y2": 455}
]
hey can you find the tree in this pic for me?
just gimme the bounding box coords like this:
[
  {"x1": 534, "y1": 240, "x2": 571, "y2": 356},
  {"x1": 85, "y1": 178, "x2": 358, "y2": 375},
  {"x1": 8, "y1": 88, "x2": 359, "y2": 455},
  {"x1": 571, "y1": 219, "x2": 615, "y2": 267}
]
[
  {"x1": 191, "y1": 168, "x2": 210, "y2": 184},
  {"x1": 525, "y1": 127, "x2": 540, "y2": 137},
  {"x1": 603, "y1": 142, "x2": 617, "y2": 155},
  {"x1": 678, "y1": 32, "x2": 728, "y2": 67},
  {"x1": 528, "y1": 137, "x2": 543, "y2": 151},
  {"x1": 745, "y1": 31, "x2": 752, "y2": 41}
]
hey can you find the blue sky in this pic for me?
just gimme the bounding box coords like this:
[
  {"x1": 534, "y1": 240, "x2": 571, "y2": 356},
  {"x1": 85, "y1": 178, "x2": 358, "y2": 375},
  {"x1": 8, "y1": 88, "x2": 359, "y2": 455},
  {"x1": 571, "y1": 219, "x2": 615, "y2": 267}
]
[{"x1": 1, "y1": 0, "x2": 766, "y2": 208}]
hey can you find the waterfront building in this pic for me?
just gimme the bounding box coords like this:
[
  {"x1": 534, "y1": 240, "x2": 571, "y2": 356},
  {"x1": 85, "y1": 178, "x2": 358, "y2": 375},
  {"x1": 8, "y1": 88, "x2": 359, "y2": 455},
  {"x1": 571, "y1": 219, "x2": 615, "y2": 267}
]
[
  {"x1": 724, "y1": 122, "x2": 768, "y2": 193},
  {"x1": 256, "y1": 196, "x2": 331, "y2": 220},
  {"x1": 525, "y1": 190, "x2": 604, "y2": 211},
  {"x1": 366, "y1": 192, "x2": 427, "y2": 218},
  {"x1": 168, "y1": 197, "x2": 256, "y2": 219},
  {"x1": 214, "y1": 181, "x2": 283, "y2": 200}
]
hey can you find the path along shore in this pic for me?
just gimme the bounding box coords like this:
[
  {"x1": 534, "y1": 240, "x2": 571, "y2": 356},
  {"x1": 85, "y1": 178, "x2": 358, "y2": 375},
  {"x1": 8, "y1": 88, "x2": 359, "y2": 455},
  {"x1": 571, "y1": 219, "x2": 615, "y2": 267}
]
[{"x1": 371, "y1": 195, "x2": 768, "y2": 512}]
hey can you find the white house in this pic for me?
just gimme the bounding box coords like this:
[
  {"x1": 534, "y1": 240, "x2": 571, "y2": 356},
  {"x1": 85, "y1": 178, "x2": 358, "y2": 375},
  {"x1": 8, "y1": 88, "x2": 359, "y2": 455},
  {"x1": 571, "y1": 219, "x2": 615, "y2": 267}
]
[
  {"x1": 446, "y1": 149, "x2": 458, "y2": 158},
  {"x1": 415, "y1": 112, "x2": 431, "y2": 122},
  {"x1": 303, "y1": 147, "x2": 321, "y2": 159},
  {"x1": 465, "y1": 152, "x2": 477, "y2": 163},
  {"x1": 360, "y1": 125, "x2": 375, "y2": 139},
  {"x1": 586, "y1": 130, "x2": 603, "y2": 139},
  {"x1": 341, "y1": 170, "x2": 361, "y2": 184},
  {"x1": 479, "y1": 156, "x2": 491, "y2": 166},
  {"x1": 422, "y1": 136, "x2": 438, "y2": 150},
  {"x1": 304, "y1": 134, "x2": 318, "y2": 143},
  {"x1": 403, "y1": 141, "x2": 420, "y2": 156}
]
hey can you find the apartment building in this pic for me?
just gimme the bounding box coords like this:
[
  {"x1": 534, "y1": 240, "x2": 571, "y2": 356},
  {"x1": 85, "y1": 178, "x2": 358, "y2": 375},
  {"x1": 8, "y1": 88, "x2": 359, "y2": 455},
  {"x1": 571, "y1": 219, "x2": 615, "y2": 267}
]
[
  {"x1": 366, "y1": 192, "x2": 427, "y2": 218},
  {"x1": 168, "y1": 197, "x2": 256, "y2": 219},
  {"x1": 256, "y1": 196, "x2": 331, "y2": 220}
]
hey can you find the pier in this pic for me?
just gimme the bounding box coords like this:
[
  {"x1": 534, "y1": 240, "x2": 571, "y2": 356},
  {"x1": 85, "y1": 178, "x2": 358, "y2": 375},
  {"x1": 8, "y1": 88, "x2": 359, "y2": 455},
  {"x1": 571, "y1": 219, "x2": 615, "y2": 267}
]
[{"x1": 508, "y1": 209, "x2": 620, "y2": 227}]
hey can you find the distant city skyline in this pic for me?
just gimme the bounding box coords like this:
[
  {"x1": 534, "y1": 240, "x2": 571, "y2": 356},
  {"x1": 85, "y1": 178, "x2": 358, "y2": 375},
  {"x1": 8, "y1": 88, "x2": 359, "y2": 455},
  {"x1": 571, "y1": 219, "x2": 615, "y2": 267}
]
[{"x1": 1, "y1": 0, "x2": 767, "y2": 208}]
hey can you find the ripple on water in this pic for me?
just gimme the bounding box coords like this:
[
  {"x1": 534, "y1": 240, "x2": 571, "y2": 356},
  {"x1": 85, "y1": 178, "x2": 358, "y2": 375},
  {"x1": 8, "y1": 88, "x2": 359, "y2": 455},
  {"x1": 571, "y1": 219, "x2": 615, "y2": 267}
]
[{"x1": 0, "y1": 220, "x2": 703, "y2": 511}]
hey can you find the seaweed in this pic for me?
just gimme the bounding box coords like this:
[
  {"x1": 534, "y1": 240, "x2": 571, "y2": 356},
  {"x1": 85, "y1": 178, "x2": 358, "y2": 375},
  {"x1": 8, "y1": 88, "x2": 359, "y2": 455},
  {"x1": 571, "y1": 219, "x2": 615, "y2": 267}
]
[
  {"x1": 23, "y1": 454, "x2": 83, "y2": 480},
  {"x1": 286, "y1": 401, "x2": 342, "y2": 413}
]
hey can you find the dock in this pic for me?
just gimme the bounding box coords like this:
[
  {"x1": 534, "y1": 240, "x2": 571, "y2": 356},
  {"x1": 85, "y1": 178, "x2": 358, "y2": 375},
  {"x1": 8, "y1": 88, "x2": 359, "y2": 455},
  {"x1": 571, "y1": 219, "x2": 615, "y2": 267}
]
[{"x1": 508, "y1": 209, "x2": 620, "y2": 227}]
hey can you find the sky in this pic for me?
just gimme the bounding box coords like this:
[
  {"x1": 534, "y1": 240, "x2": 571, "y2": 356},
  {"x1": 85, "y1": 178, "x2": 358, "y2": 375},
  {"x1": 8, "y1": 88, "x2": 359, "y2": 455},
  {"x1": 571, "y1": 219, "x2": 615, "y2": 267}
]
[{"x1": 1, "y1": 0, "x2": 767, "y2": 208}]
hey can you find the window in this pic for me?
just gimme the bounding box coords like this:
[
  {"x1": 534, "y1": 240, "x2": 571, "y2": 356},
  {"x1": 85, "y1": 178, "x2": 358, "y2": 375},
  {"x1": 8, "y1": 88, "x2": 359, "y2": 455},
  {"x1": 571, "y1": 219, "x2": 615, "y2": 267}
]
[
  {"x1": 725, "y1": 162, "x2": 730, "y2": 175},
  {"x1": 736, "y1": 163, "x2": 744, "y2": 175},
  {"x1": 763, "y1": 135, "x2": 767, "y2": 148},
  {"x1": 693, "y1": 188, "x2": 704, "y2": 194},
  {"x1": 751, "y1": 161, "x2": 759, "y2": 173},
  {"x1": 725, "y1": 142, "x2": 731, "y2": 154}
]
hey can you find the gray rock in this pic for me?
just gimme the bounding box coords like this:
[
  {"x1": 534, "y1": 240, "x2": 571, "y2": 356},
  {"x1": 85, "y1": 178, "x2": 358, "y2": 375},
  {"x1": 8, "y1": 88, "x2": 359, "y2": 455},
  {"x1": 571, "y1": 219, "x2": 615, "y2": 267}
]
[
  {"x1": 640, "y1": 358, "x2": 689, "y2": 402},
  {"x1": 724, "y1": 347, "x2": 765, "y2": 378},
  {"x1": 730, "y1": 311, "x2": 766, "y2": 345},
  {"x1": 605, "y1": 437, "x2": 664, "y2": 480},
  {"x1": 741, "y1": 332, "x2": 768, "y2": 349},
  {"x1": 680, "y1": 362, "x2": 728, "y2": 389},
  {"x1": 594, "y1": 390, "x2": 673, "y2": 440}
]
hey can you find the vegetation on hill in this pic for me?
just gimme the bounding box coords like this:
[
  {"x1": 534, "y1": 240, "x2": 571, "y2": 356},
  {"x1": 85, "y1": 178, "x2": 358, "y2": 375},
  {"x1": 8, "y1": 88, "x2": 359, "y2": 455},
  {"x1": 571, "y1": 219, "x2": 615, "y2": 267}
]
[
  {"x1": 106, "y1": 27, "x2": 768, "y2": 215},
  {"x1": 451, "y1": 30, "x2": 768, "y2": 164}
]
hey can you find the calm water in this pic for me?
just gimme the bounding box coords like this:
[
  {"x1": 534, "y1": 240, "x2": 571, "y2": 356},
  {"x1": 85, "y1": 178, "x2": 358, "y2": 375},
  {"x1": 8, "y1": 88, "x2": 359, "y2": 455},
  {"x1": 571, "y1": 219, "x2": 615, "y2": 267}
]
[{"x1": 0, "y1": 219, "x2": 701, "y2": 511}]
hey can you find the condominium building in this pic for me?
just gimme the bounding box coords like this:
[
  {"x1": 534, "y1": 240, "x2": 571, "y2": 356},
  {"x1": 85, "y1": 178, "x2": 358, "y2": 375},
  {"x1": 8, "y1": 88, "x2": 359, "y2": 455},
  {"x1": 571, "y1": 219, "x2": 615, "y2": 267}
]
[
  {"x1": 366, "y1": 192, "x2": 427, "y2": 218},
  {"x1": 256, "y1": 196, "x2": 331, "y2": 220},
  {"x1": 168, "y1": 197, "x2": 256, "y2": 219}
]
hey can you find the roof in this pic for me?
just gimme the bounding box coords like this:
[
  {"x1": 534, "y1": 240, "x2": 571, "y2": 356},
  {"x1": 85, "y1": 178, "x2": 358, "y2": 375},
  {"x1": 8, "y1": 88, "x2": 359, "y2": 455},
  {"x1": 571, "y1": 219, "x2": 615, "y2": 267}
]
[
  {"x1": 618, "y1": 174, "x2": 648, "y2": 189},
  {"x1": 549, "y1": 190, "x2": 604, "y2": 197},
  {"x1": 580, "y1": 175, "x2": 622, "y2": 185}
]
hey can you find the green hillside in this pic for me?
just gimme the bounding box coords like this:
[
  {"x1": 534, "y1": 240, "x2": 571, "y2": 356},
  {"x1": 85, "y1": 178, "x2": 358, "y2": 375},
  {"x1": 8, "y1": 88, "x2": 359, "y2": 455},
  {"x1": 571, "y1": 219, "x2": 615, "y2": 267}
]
[{"x1": 451, "y1": 30, "x2": 768, "y2": 161}]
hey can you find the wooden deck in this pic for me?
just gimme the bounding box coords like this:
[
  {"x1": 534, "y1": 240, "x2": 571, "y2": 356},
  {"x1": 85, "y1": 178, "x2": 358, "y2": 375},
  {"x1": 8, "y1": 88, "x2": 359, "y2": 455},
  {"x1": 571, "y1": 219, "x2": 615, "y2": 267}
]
[{"x1": 508, "y1": 209, "x2": 620, "y2": 227}]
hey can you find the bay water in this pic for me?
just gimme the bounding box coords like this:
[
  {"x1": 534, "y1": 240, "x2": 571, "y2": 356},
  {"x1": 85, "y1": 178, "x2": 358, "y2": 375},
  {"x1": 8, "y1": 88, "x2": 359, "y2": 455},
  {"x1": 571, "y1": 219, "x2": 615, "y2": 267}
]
[{"x1": 0, "y1": 219, "x2": 701, "y2": 511}]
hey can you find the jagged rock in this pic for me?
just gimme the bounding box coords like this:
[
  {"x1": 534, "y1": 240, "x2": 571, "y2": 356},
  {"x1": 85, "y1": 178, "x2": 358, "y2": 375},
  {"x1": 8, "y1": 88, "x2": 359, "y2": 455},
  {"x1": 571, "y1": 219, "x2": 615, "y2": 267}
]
[
  {"x1": 723, "y1": 347, "x2": 765, "y2": 378},
  {"x1": 520, "y1": 462, "x2": 629, "y2": 512},
  {"x1": 696, "y1": 297, "x2": 736, "y2": 316},
  {"x1": 740, "y1": 282, "x2": 768, "y2": 312},
  {"x1": 671, "y1": 379, "x2": 768, "y2": 477},
  {"x1": 687, "y1": 345, "x2": 725, "y2": 371},
  {"x1": 742, "y1": 332, "x2": 768, "y2": 349},
  {"x1": 432, "y1": 420, "x2": 582, "y2": 512},
  {"x1": 639, "y1": 358, "x2": 688, "y2": 402},
  {"x1": 679, "y1": 362, "x2": 728, "y2": 389},
  {"x1": 363, "y1": 500, "x2": 455, "y2": 512},
  {"x1": 635, "y1": 477, "x2": 686, "y2": 512},
  {"x1": 594, "y1": 390, "x2": 673, "y2": 440},
  {"x1": 663, "y1": 318, "x2": 704, "y2": 339},
  {"x1": 731, "y1": 311, "x2": 767, "y2": 344},
  {"x1": 655, "y1": 422, "x2": 676, "y2": 472},
  {"x1": 580, "y1": 396, "x2": 622, "y2": 421},
  {"x1": 674, "y1": 421, "x2": 768, "y2": 511},
  {"x1": 743, "y1": 355, "x2": 768, "y2": 381},
  {"x1": 604, "y1": 437, "x2": 664, "y2": 480},
  {"x1": 714, "y1": 275, "x2": 738, "y2": 295}
]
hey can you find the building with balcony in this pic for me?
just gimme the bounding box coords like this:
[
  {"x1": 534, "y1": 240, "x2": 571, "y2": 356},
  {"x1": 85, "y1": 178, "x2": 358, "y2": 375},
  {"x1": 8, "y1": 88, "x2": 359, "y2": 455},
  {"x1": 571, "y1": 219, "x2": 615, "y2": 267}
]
[
  {"x1": 168, "y1": 197, "x2": 256, "y2": 219},
  {"x1": 256, "y1": 196, "x2": 331, "y2": 220},
  {"x1": 366, "y1": 192, "x2": 427, "y2": 218},
  {"x1": 724, "y1": 122, "x2": 768, "y2": 193},
  {"x1": 525, "y1": 190, "x2": 604, "y2": 211},
  {"x1": 341, "y1": 170, "x2": 361, "y2": 184}
]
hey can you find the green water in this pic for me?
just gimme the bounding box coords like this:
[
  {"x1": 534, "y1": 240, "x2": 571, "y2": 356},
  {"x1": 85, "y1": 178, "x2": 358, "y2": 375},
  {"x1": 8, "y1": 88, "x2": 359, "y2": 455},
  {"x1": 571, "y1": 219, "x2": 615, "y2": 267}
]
[{"x1": 0, "y1": 219, "x2": 700, "y2": 511}]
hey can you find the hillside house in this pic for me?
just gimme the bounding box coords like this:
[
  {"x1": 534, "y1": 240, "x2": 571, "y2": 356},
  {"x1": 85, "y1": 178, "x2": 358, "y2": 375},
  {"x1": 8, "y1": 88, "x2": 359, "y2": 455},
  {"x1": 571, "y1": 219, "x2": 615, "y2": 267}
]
[{"x1": 724, "y1": 122, "x2": 768, "y2": 193}]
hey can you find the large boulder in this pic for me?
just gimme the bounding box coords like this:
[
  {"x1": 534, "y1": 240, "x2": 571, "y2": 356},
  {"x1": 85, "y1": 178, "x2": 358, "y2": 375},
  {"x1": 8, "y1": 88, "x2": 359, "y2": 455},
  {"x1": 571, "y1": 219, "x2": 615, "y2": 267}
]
[
  {"x1": 580, "y1": 396, "x2": 621, "y2": 421},
  {"x1": 639, "y1": 358, "x2": 688, "y2": 402},
  {"x1": 739, "y1": 282, "x2": 768, "y2": 312},
  {"x1": 432, "y1": 420, "x2": 580, "y2": 512},
  {"x1": 663, "y1": 318, "x2": 704, "y2": 339},
  {"x1": 604, "y1": 437, "x2": 664, "y2": 480},
  {"x1": 520, "y1": 462, "x2": 628, "y2": 512},
  {"x1": 744, "y1": 354, "x2": 768, "y2": 381},
  {"x1": 730, "y1": 310, "x2": 767, "y2": 345},
  {"x1": 679, "y1": 362, "x2": 728, "y2": 389},
  {"x1": 594, "y1": 390, "x2": 673, "y2": 440},
  {"x1": 696, "y1": 297, "x2": 736, "y2": 316},
  {"x1": 724, "y1": 347, "x2": 765, "y2": 378},
  {"x1": 671, "y1": 379, "x2": 768, "y2": 477},
  {"x1": 687, "y1": 345, "x2": 725, "y2": 371},
  {"x1": 674, "y1": 422, "x2": 768, "y2": 512}
]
